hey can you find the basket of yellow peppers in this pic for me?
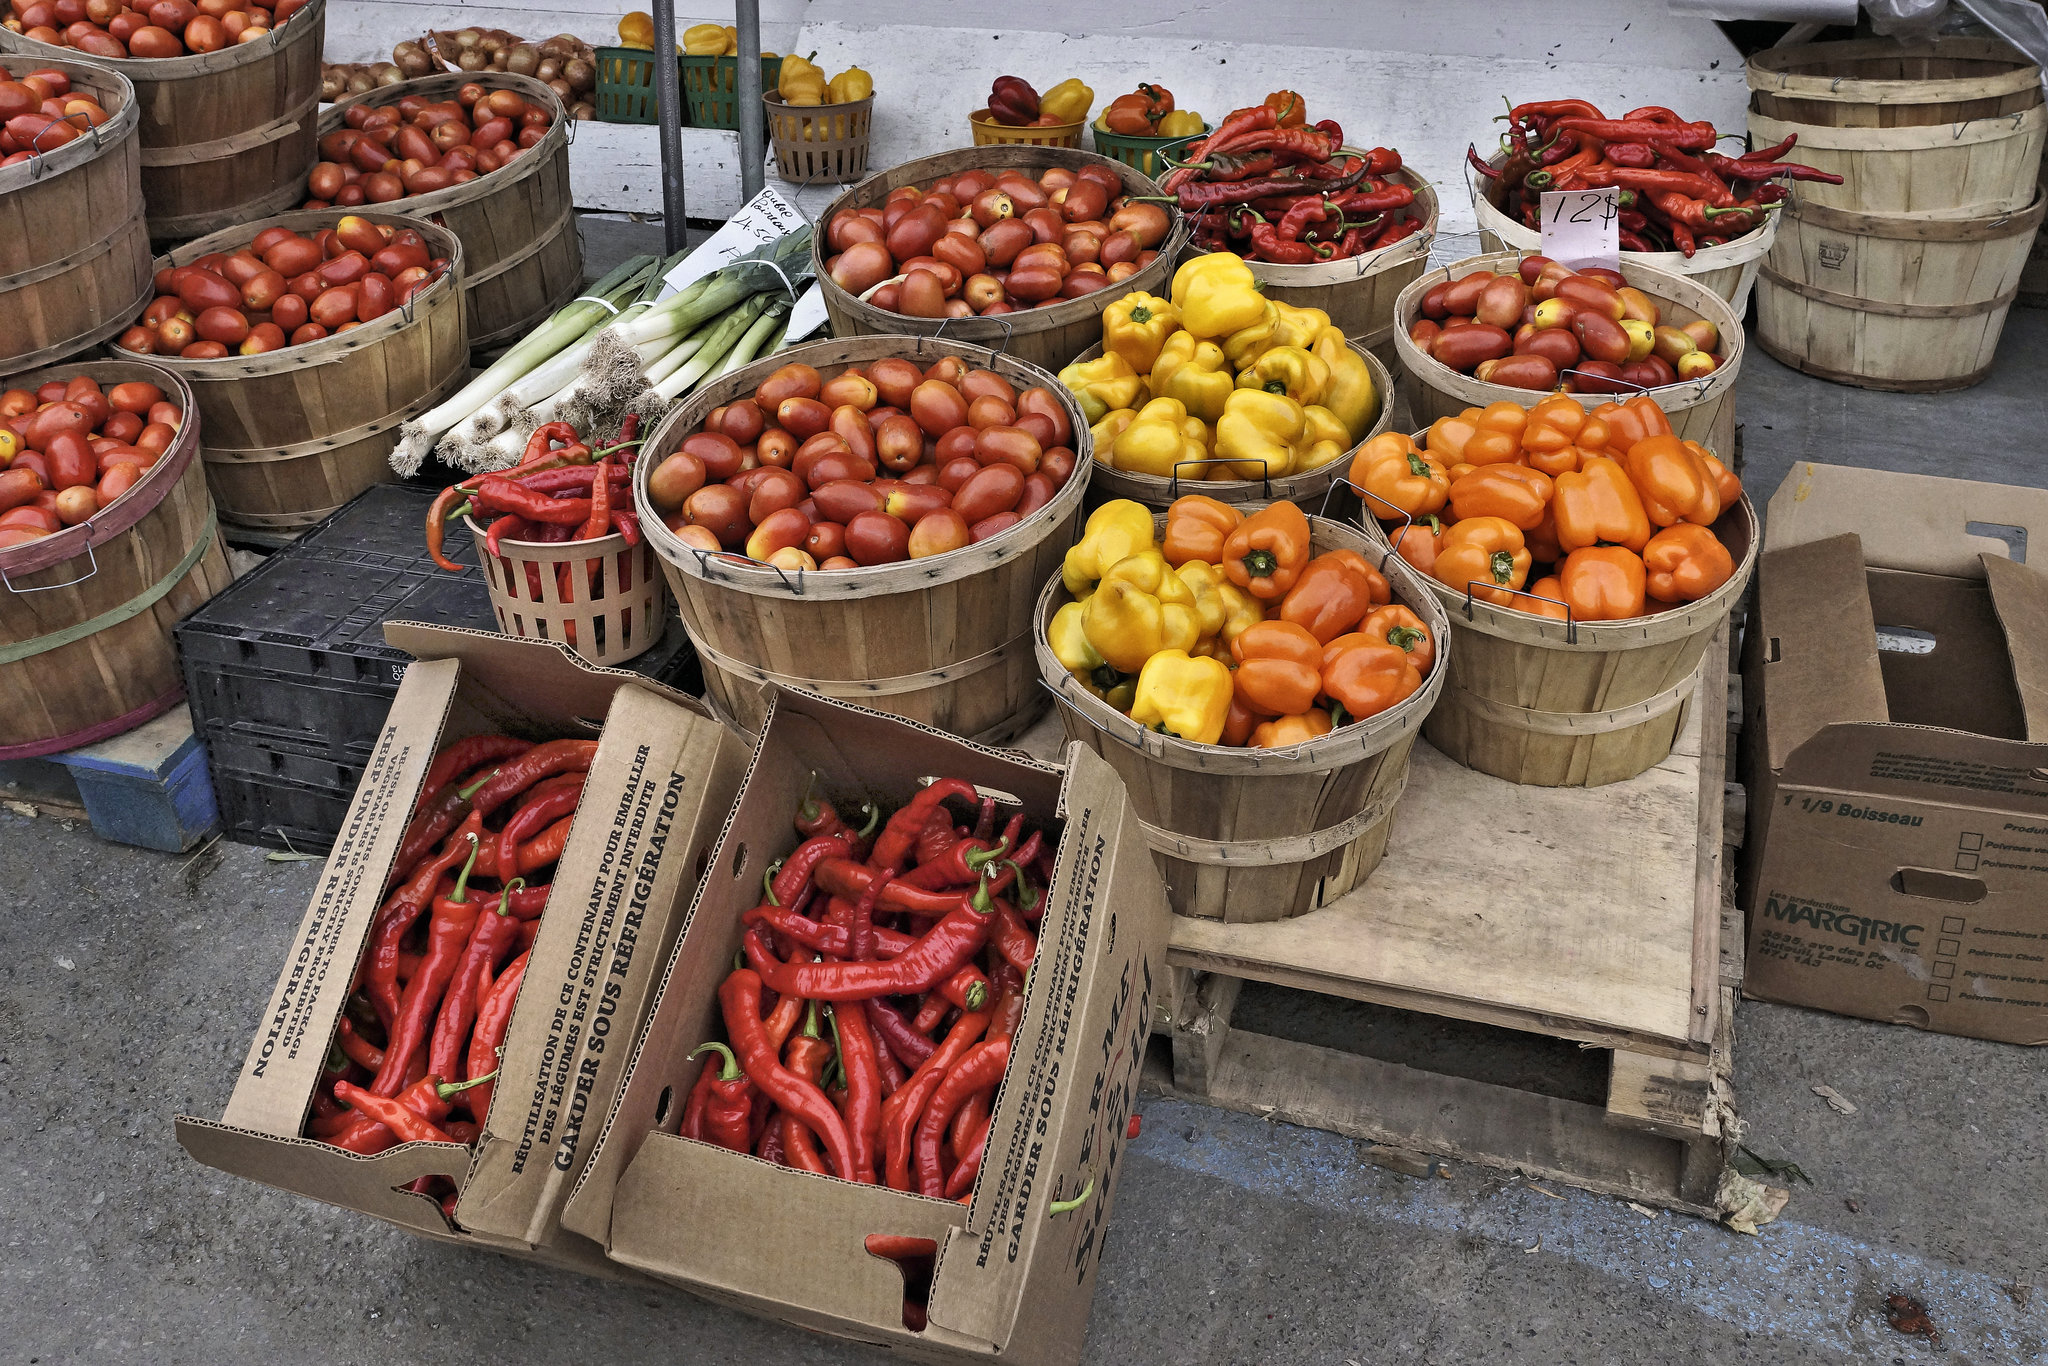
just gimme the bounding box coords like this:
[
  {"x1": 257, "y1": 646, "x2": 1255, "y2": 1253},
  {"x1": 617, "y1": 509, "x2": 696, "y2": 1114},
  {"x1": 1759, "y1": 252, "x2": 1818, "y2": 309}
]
[
  {"x1": 1058, "y1": 251, "x2": 1393, "y2": 512},
  {"x1": 763, "y1": 53, "x2": 874, "y2": 182},
  {"x1": 672, "y1": 23, "x2": 784, "y2": 130},
  {"x1": 1034, "y1": 495, "x2": 1448, "y2": 919}
]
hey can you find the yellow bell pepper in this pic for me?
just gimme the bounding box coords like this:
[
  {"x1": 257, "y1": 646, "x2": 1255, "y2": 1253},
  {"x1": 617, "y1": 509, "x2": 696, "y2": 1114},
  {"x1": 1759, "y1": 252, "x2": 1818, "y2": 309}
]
[
  {"x1": 1215, "y1": 389, "x2": 1308, "y2": 479},
  {"x1": 1269, "y1": 300, "x2": 1332, "y2": 351},
  {"x1": 1130, "y1": 650, "x2": 1233, "y2": 745},
  {"x1": 721, "y1": 25, "x2": 738, "y2": 53},
  {"x1": 1047, "y1": 600, "x2": 1114, "y2": 693},
  {"x1": 1236, "y1": 344, "x2": 1329, "y2": 407},
  {"x1": 1039, "y1": 77, "x2": 1094, "y2": 124},
  {"x1": 683, "y1": 23, "x2": 727, "y2": 55},
  {"x1": 1298, "y1": 404, "x2": 1350, "y2": 471},
  {"x1": 1083, "y1": 553, "x2": 1202, "y2": 674},
  {"x1": 778, "y1": 52, "x2": 826, "y2": 105},
  {"x1": 1175, "y1": 559, "x2": 1232, "y2": 640},
  {"x1": 1062, "y1": 500, "x2": 1155, "y2": 597},
  {"x1": 1312, "y1": 328, "x2": 1379, "y2": 443},
  {"x1": 1088, "y1": 407, "x2": 1139, "y2": 460},
  {"x1": 1216, "y1": 579, "x2": 1266, "y2": 647},
  {"x1": 1110, "y1": 397, "x2": 1206, "y2": 479},
  {"x1": 1171, "y1": 252, "x2": 1267, "y2": 340},
  {"x1": 1219, "y1": 302, "x2": 1281, "y2": 369},
  {"x1": 617, "y1": 11, "x2": 655, "y2": 49},
  {"x1": 1156, "y1": 109, "x2": 1205, "y2": 139},
  {"x1": 826, "y1": 66, "x2": 872, "y2": 103},
  {"x1": 1059, "y1": 352, "x2": 1145, "y2": 425},
  {"x1": 1150, "y1": 332, "x2": 1232, "y2": 425},
  {"x1": 1180, "y1": 415, "x2": 1213, "y2": 453},
  {"x1": 1102, "y1": 293, "x2": 1180, "y2": 376}
]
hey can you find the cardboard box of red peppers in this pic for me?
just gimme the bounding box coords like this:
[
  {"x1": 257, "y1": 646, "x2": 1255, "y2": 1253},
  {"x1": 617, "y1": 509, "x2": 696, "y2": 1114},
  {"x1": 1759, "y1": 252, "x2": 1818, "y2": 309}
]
[{"x1": 178, "y1": 627, "x2": 1170, "y2": 1361}]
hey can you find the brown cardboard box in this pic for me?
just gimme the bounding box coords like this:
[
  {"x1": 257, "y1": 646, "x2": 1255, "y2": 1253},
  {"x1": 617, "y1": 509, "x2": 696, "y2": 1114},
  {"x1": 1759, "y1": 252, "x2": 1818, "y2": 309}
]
[
  {"x1": 175, "y1": 625, "x2": 751, "y2": 1255},
  {"x1": 1741, "y1": 463, "x2": 2048, "y2": 1044},
  {"x1": 559, "y1": 689, "x2": 1171, "y2": 1365}
]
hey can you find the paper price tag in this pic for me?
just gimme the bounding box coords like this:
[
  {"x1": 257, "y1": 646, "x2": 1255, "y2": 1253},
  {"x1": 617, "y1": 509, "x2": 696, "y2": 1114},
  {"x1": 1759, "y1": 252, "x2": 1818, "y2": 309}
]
[{"x1": 1539, "y1": 187, "x2": 1621, "y2": 271}]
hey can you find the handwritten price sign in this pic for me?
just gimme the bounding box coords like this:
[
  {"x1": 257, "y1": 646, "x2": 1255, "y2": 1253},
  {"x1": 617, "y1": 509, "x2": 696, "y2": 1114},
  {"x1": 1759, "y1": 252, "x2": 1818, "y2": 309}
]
[{"x1": 1539, "y1": 187, "x2": 1621, "y2": 271}]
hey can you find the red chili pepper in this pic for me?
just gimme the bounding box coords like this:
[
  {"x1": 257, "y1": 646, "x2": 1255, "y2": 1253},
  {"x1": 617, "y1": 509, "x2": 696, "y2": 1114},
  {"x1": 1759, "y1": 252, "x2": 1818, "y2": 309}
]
[
  {"x1": 1242, "y1": 214, "x2": 1333, "y2": 263},
  {"x1": 485, "y1": 514, "x2": 532, "y2": 557},
  {"x1": 578, "y1": 454, "x2": 614, "y2": 542},
  {"x1": 988, "y1": 897, "x2": 1037, "y2": 976},
  {"x1": 913, "y1": 811, "x2": 960, "y2": 868},
  {"x1": 365, "y1": 812, "x2": 483, "y2": 1029},
  {"x1": 1742, "y1": 132, "x2": 1798, "y2": 163},
  {"x1": 370, "y1": 834, "x2": 482, "y2": 1096},
  {"x1": 770, "y1": 833, "x2": 853, "y2": 909},
  {"x1": 496, "y1": 774, "x2": 585, "y2": 883},
  {"x1": 472, "y1": 475, "x2": 594, "y2": 525},
  {"x1": 900, "y1": 830, "x2": 1010, "y2": 890},
  {"x1": 1164, "y1": 105, "x2": 1279, "y2": 190},
  {"x1": 720, "y1": 970, "x2": 861, "y2": 1182},
  {"x1": 334, "y1": 1080, "x2": 457, "y2": 1145},
  {"x1": 336, "y1": 1017, "x2": 385, "y2": 1071},
  {"x1": 1554, "y1": 116, "x2": 1715, "y2": 148},
  {"x1": 464, "y1": 740, "x2": 599, "y2": 821},
  {"x1": 1328, "y1": 184, "x2": 1416, "y2": 218},
  {"x1": 1277, "y1": 196, "x2": 1338, "y2": 243},
  {"x1": 416, "y1": 736, "x2": 531, "y2": 815},
  {"x1": 815, "y1": 857, "x2": 964, "y2": 916},
  {"x1": 464, "y1": 948, "x2": 527, "y2": 1123},
  {"x1": 687, "y1": 1042, "x2": 755, "y2": 1153},
  {"x1": 1467, "y1": 143, "x2": 1505, "y2": 181},
  {"x1": 741, "y1": 889, "x2": 992, "y2": 1002},
  {"x1": 428, "y1": 878, "x2": 528, "y2": 1095},
  {"x1": 913, "y1": 1040, "x2": 1010, "y2": 1198},
  {"x1": 865, "y1": 997, "x2": 936, "y2": 1068},
  {"x1": 881, "y1": 1009, "x2": 989, "y2": 1192},
  {"x1": 1619, "y1": 228, "x2": 1653, "y2": 252},
  {"x1": 425, "y1": 483, "x2": 473, "y2": 573},
  {"x1": 679, "y1": 1051, "x2": 718, "y2": 1141},
  {"x1": 389, "y1": 765, "x2": 501, "y2": 890},
  {"x1": 847, "y1": 865, "x2": 888, "y2": 964},
  {"x1": 870, "y1": 779, "x2": 978, "y2": 872},
  {"x1": 943, "y1": 1113, "x2": 994, "y2": 1200},
  {"x1": 831, "y1": 1002, "x2": 883, "y2": 1181},
  {"x1": 778, "y1": 1000, "x2": 837, "y2": 1176}
]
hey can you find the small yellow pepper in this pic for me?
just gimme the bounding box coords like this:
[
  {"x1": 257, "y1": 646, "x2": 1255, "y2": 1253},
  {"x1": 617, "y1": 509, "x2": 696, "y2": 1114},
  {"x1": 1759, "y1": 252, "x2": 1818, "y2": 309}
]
[
  {"x1": 826, "y1": 66, "x2": 872, "y2": 103},
  {"x1": 1311, "y1": 328, "x2": 1379, "y2": 443},
  {"x1": 1150, "y1": 332, "x2": 1232, "y2": 425},
  {"x1": 1268, "y1": 301, "x2": 1332, "y2": 351},
  {"x1": 1110, "y1": 397, "x2": 1206, "y2": 479},
  {"x1": 1039, "y1": 77, "x2": 1094, "y2": 124},
  {"x1": 778, "y1": 52, "x2": 826, "y2": 105},
  {"x1": 1236, "y1": 344, "x2": 1329, "y2": 407},
  {"x1": 1174, "y1": 559, "x2": 1232, "y2": 640},
  {"x1": 682, "y1": 22, "x2": 726, "y2": 55},
  {"x1": 1047, "y1": 600, "x2": 1113, "y2": 692},
  {"x1": 1157, "y1": 109, "x2": 1205, "y2": 139},
  {"x1": 1171, "y1": 252, "x2": 1267, "y2": 340},
  {"x1": 1083, "y1": 552, "x2": 1203, "y2": 674},
  {"x1": 1062, "y1": 500, "x2": 1156, "y2": 597},
  {"x1": 1058, "y1": 352, "x2": 1145, "y2": 425},
  {"x1": 1102, "y1": 293, "x2": 1180, "y2": 376},
  {"x1": 1088, "y1": 408, "x2": 1139, "y2": 459},
  {"x1": 1214, "y1": 388, "x2": 1308, "y2": 479},
  {"x1": 1298, "y1": 404, "x2": 1350, "y2": 471},
  {"x1": 1129, "y1": 649, "x2": 1234, "y2": 745},
  {"x1": 617, "y1": 11, "x2": 654, "y2": 49},
  {"x1": 1219, "y1": 302, "x2": 1281, "y2": 369}
]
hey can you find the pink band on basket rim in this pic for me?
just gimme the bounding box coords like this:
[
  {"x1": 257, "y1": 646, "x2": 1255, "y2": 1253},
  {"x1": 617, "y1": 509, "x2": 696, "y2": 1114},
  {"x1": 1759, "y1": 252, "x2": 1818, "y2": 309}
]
[{"x1": 0, "y1": 685, "x2": 184, "y2": 761}]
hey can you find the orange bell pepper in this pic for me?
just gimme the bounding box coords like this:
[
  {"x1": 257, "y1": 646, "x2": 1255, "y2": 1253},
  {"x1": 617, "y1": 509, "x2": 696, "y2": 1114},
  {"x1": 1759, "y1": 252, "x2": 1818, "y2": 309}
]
[
  {"x1": 1163, "y1": 494, "x2": 1243, "y2": 567},
  {"x1": 1388, "y1": 515, "x2": 1444, "y2": 576},
  {"x1": 1521, "y1": 395, "x2": 1585, "y2": 459},
  {"x1": 1624, "y1": 434, "x2": 1722, "y2": 527},
  {"x1": 1359, "y1": 604, "x2": 1435, "y2": 675},
  {"x1": 1350, "y1": 432, "x2": 1450, "y2": 520},
  {"x1": 1448, "y1": 464, "x2": 1553, "y2": 531},
  {"x1": 1426, "y1": 403, "x2": 1524, "y2": 468},
  {"x1": 1279, "y1": 549, "x2": 1388, "y2": 644},
  {"x1": 1590, "y1": 395, "x2": 1671, "y2": 452},
  {"x1": 1520, "y1": 574, "x2": 1571, "y2": 620},
  {"x1": 1263, "y1": 90, "x2": 1307, "y2": 126},
  {"x1": 1559, "y1": 546, "x2": 1647, "y2": 621},
  {"x1": 1221, "y1": 499, "x2": 1311, "y2": 600},
  {"x1": 1552, "y1": 456, "x2": 1651, "y2": 553},
  {"x1": 1222, "y1": 696, "x2": 1262, "y2": 747},
  {"x1": 1701, "y1": 449, "x2": 1741, "y2": 507},
  {"x1": 1642, "y1": 524, "x2": 1735, "y2": 603},
  {"x1": 1319, "y1": 636, "x2": 1422, "y2": 724},
  {"x1": 1526, "y1": 506, "x2": 1563, "y2": 564},
  {"x1": 1432, "y1": 516, "x2": 1531, "y2": 607},
  {"x1": 1230, "y1": 619, "x2": 1325, "y2": 716},
  {"x1": 1249, "y1": 708, "x2": 1333, "y2": 748}
]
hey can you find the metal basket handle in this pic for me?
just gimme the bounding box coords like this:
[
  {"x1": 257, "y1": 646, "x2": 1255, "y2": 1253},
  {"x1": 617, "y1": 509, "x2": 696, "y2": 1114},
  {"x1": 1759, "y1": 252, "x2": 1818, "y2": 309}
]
[
  {"x1": 2, "y1": 537, "x2": 99, "y2": 594},
  {"x1": 932, "y1": 312, "x2": 1012, "y2": 364},
  {"x1": 1170, "y1": 457, "x2": 1268, "y2": 499},
  {"x1": 1465, "y1": 579, "x2": 1576, "y2": 645},
  {"x1": 687, "y1": 543, "x2": 806, "y2": 594}
]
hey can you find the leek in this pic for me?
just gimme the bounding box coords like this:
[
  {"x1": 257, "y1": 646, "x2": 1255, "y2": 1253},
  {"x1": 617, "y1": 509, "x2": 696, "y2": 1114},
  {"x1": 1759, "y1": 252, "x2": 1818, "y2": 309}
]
[
  {"x1": 717, "y1": 297, "x2": 793, "y2": 378},
  {"x1": 650, "y1": 294, "x2": 771, "y2": 403}
]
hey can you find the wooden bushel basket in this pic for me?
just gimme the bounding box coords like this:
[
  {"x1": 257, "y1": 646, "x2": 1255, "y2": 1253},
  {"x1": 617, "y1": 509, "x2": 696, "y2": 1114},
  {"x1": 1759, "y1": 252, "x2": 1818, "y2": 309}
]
[
  {"x1": 1747, "y1": 38, "x2": 2045, "y2": 217},
  {"x1": 1756, "y1": 190, "x2": 2046, "y2": 392},
  {"x1": 0, "y1": 360, "x2": 233, "y2": 758},
  {"x1": 0, "y1": 57, "x2": 152, "y2": 375},
  {"x1": 1234, "y1": 168, "x2": 1439, "y2": 363},
  {"x1": 464, "y1": 519, "x2": 669, "y2": 666},
  {"x1": 323, "y1": 73, "x2": 581, "y2": 353},
  {"x1": 1, "y1": 0, "x2": 327, "y2": 242},
  {"x1": 1393, "y1": 251, "x2": 1745, "y2": 460},
  {"x1": 1075, "y1": 338, "x2": 1398, "y2": 512},
  {"x1": 112, "y1": 210, "x2": 467, "y2": 532},
  {"x1": 634, "y1": 335, "x2": 1092, "y2": 743},
  {"x1": 812, "y1": 145, "x2": 1178, "y2": 374},
  {"x1": 1035, "y1": 515, "x2": 1448, "y2": 922},
  {"x1": 1388, "y1": 496, "x2": 1757, "y2": 788},
  {"x1": 1467, "y1": 153, "x2": 1777, "y2": 315}
]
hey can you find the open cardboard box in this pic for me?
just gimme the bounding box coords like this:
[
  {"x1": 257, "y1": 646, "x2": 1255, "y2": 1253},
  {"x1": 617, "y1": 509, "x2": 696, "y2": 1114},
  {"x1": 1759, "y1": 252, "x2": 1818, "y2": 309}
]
[
  {"x1": 175, "y1": 625, "x2": 752, "y2": 1261},
  {"x1": 1740, "y1": 464, "x2": 2048, "y2": 1044},
  {"x1": 559, "y1": 688, "x2": 1171, "y2": 1365}
]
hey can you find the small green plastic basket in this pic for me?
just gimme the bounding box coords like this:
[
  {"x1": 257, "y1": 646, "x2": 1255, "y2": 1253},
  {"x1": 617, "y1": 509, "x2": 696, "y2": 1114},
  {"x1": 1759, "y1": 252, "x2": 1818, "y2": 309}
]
[
  {"x1": 1089, "y1": 121, "x2": 1209, "y2": 179},
  {"x1": 680, "y1": 54, "x2": 783, "y2": 131},
  {"x1": 594, "y1": 46, "x2": 661, "y2": 124}
]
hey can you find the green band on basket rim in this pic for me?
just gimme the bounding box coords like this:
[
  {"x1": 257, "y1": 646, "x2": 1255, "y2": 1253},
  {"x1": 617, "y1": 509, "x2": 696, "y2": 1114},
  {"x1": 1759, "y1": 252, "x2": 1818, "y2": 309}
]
[{"x1": 0, "y1": 511, "x2": 218, "y2": 665}]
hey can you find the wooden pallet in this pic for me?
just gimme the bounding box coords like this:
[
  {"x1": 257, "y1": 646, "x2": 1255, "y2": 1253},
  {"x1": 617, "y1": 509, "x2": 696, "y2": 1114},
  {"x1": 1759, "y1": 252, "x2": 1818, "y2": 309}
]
[{"x1": 1014, "y1": 625, "x2": 1742, "y2": 1216}]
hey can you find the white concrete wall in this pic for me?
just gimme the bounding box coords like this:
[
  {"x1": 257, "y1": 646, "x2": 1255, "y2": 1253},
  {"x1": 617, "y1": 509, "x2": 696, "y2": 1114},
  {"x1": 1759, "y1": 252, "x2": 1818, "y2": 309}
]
[{"x1": 324, "y1": 0, "x2": 1750, "y2": 231}]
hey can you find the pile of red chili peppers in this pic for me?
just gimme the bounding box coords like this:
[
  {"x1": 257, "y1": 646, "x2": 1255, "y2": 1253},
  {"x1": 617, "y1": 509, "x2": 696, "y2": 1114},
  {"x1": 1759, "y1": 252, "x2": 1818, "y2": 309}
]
[
  {"x1": 1472, "y1": 98, "x2": 1844, "y2": 257},
  {"x1": 686, "y1": 776, "x2": 1056, "y2": 1206},
  {"x1": 424, "y1": 416, "x2": 645, "y2": 574},
  {"x1": 304, "y1": 732, "x2": 595, "y2": 1212},
  {"x1": 1157, "y1": 93, "x2": 1422, "y2": 264}
]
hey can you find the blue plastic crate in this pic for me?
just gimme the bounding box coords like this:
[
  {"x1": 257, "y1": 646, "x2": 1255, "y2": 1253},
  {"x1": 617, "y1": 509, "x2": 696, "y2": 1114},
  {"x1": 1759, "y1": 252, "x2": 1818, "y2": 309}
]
[{"x1": 46, "y1": 705, "x2": 219, "y2": 853}]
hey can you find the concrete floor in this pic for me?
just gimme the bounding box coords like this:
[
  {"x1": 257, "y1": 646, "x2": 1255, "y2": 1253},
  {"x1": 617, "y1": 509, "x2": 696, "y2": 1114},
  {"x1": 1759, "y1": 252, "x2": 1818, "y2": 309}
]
[{"x1": 4, "y1": 266, "x2": 2048, "y2": 1363}]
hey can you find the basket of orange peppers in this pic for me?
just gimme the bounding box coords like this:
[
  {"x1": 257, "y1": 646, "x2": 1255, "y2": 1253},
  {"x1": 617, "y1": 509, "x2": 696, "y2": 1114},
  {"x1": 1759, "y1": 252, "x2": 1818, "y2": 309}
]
[
  {"x1": 1040, "y1": 495, "x2": 1444, "y2": 748},
  {"x1": 1349, "y1": 393, "x2": 1749, "y2": 624}
]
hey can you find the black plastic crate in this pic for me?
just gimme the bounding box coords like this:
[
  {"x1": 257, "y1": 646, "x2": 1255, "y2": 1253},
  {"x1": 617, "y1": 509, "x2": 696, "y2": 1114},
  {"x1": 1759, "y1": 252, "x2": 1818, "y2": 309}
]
[{"x1": 178, "y1": 483, "x2": 700, "y2": 851}]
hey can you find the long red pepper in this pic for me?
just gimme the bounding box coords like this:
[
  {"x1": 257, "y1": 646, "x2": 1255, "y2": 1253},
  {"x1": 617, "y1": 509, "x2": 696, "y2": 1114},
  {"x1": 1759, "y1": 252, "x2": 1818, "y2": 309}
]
[
  {"x1": 415, "y1": 736, "x2": 531, "y2": 817},
  {"x1": 881, "y1": 1009, "x2": 989, "y2": 1192},
  {"x1": 336, "y1": 1017, "x2": 384, "y2": 1071},
  {"x1": 988, "y1": 898, "x2": 1038, "y2": 976},
  {"x1": 865, "y1": 997, "x2": 935, "y2": 1067},
  {"x1": 831, "y1": 1001, "x2": 883, "y2": 1181},
  {"x1": 847, "y1": 865, "x2": 887, "y2": 963},
  {"x1": 720, "y1": 970, "x2": 860, "y2": 1182},
  {"x1": 687, "y1": 1043, "x2": 755, "y2": 1153},
  {"x1": 429, "y1": 878, "x2": 526, "y2": 1093},
  {"x1": 741, "y1": 900, "x2": 990, "y2": 1001},
  {"x1": 899, "y1": 831, "x2": 1009, "y2": 890},
  {"x1": 371, "y1": 834, "x2": 482, "y2": 1096},
  {"x1": 464, "y1": 740, "x2": 599, "y2": 819},
  {"x1": 913, "y1": 1040, "x2": 1010, "y2": 1198},
  {"x1": 495, "y1": 774, "x2": 585, "y2": 883},
  {"x1": 365, "y1": 812, "x2": 482, "y2": 1029},
  {"x1": 813, "y1": 857, "x2": 964, "y2": 915},
  {"x1": 869, "y1": 779, "x2": 978, "y2": 872},
  {"x1": 780, "y1": 1002, "x2": 836, "y2": 1175},
  {"x1": 389, "y1": 765, "x2": 499, "y2": 892},
  {"x1": 464, "y1": 949, "x2": 527, "y2": 1123},
  {"x1": 679, "y1": 1053, "x2": 718, "y2": 1141},
  {"x1": 944, "y1": 1117, "x2": 993, "y2": 1201},
  {"x1": 770, "y1": 833, "x2": 852, "y2": 908},
  {"x1": 914, "y1": 811, "x2": 959, "y2": 868}
]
